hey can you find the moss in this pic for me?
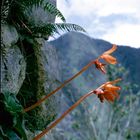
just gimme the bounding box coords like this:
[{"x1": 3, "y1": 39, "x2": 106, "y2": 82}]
[{"x1": 17, "y1": 40, "x2": 57, "y2": 132}]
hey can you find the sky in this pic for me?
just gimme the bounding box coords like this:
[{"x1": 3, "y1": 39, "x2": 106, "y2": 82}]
[{"x1": 55, "y1": 0, "x2": 140, "y2": 48}]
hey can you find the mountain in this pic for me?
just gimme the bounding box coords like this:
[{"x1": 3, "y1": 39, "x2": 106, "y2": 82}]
[
  {"x1": 50, "y1": 31, "x2": 140, "y2": 90},
  {"x1": 45, "y1": 31, "x2": 140, "y2": 140}
]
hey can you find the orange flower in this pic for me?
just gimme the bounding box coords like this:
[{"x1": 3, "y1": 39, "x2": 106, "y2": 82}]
[
  {"x1": 100, "y1": 44, "x2": 117, "y2": 64},
  {"x1": 94, "y1": 59, "x2": 106, "y2": 74},
  {"x1": 93, "y1": 78, "x2": 121, "y2": 103}
]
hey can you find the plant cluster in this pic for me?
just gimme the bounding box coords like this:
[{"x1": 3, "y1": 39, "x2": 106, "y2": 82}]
[
  {"x1": 0, "y1": 93, "x2": 27, "y2": 139},
  {"x1": 1, "y1": 0, "x2": 85, "y2": 40}
]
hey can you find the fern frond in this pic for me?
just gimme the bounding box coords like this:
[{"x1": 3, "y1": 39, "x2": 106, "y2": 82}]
[
  {"x1": 31, "y1": 23, "x2": 86, "y2": 37},
  {"x1": 1, "y1": 0, "x2": 10, "y2": 23},
  {"x1": 44, "y1": 2, "x2": 66, "y2": 22},
  {"x1": 14, "y1": 0, "x2": 65, "y2": 22},
  {"x1": 3, "y1": 0, "x2": 85, "y2": 39},
  {"x1": 19, "y1": 0, "x2": 44, "y2": 9},
  {"x1": 52, "y1": 23, "x2": 86, "y2": 32}
]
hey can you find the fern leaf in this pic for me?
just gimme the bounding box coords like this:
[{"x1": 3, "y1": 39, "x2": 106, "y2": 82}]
[
  {"x1": 44, "y1": 2, "x2": 66, "y2": 22},
  {"x1": 30, "y1": 23, "x2": 86, "y2": 38},
  {"x1": 51, "y1": 23, "x2": 86, "y2": 33},
  {"x1": 1, "y1": 0, "x2": 10, "y2": 23},
  {"x1": 15, "y1": 0, "x2": 65, "y2": 22}
]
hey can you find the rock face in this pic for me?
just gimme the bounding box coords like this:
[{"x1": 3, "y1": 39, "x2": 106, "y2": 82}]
[
  {"x1": 1, "y1": 24, "x2": 19, "y2": 47},
  {"x1": 1, "y1": 24, "x2": 26, "y2": 95}
]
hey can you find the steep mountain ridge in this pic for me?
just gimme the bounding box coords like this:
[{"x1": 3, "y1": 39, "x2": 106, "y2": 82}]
[
  {"x1": 50, "y1": 31, "x2": 140, "y2": 90},
  {"x1": 45, "y1": 31, "x2": 140, "y2": 140}
]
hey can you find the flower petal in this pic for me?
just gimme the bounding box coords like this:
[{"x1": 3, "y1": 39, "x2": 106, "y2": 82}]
[
  {"x1": 101, "y1": 54, "x2": 117, "y2": 64},
  {"x1": 98, "y1": 94, "x2": 104, "y2": 103},
  {"x1": 94, "y1": 60, "x2": 106, "y2": 74},
  {"x1": 109, "y1": 78, "x2": 122, "y2": 85},
  {"x1": 103, "y1": 92, "x2": 115, "y2": 102},
  {"x1": 104, "y1": 84, "x2": 121, "y2": 91},
  {"x1": 100, "y1": 79, "x2": 121, "y2": 89},
  {"x1": 100, "y1": 66, "x2": 106, "y2": 74},
  {"x1": 103, "y1": 44, "x2": 117, "y2": 55},
  {"x1": 112, "y1": 91, "x2": 119, "y2": 98}
]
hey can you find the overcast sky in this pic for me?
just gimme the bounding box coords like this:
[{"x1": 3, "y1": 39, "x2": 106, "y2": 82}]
[{"x1": 55, "y1": 0, "x2": 140, "y2": 48}]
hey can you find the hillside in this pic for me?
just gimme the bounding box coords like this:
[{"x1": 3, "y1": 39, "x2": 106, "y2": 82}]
[
  {"x1": 50, "y1": 32, "x2": 140, "y2": 91},
  {"x1": 45, "y1": 31, "x2": 140, "y2": 140}
]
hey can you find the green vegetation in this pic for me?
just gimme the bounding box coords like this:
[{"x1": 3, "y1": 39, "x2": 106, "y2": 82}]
[
  {"x1": 1, "y1": 0, "x2": 85, "y2": 40},
  {"x1": 0, "y1": 92, "x2": 27, "y2": 140}
]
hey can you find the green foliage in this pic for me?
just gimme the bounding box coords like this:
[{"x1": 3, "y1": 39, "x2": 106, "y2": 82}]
[
  {"x1": 3, "y1": 0, "x2": 65, "y2": 22},
  {"x1": 1, "y1": 0, "x2": 9, "y2": 24},
  {"x1": 3, "y1": 93, "x2": 23, "y2": 115},
  {"x1": 0, "y1": 93, "x2": 27, "y2": 140},
  {"x1": 31, "y1": 23, "x2": 86, "y2": 38},
  {"x1": 1, "y1": 0, "x2": 85, "y2": 40},
  {"x1": 43, "y1": 1, "x2": 66, "y2": 22}
]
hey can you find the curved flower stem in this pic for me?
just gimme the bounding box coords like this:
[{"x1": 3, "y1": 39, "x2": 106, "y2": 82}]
[
  {"x1": 24, "y1": 60, "x2": 95, "y2": 112},
  {"x1": 33, "y1": 90, "x2": 94, "y2": 140}
]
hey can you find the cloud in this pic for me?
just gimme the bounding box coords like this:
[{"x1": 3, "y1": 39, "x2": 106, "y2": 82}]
[
  {"x1": 56, "y1": 0, "x2": 140, "y2": 48},
  {"x1": 102, "y1": 23, "x2": 140, "y2": 48},
  {"x1": 57, "y1": 0, "x2": 140, "y2": 18}
]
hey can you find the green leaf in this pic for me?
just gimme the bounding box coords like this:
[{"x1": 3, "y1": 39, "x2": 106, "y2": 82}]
[
  {"x1": 3, "y1": 93, "x2": 23, "y2": 116},
  {"x1": 49, "y1": 23, "x2": 86, "y2": 33},
  {"x1": 31, "y1": 23, "x2": 86, "y2": 37},
  {"x1": 1, "y1": 93, "x2": 27, "y2": 140},
  {"x1": 13, "y1": 116, "x2": 27, "y2": 140},
  {"x1": 44, "y1": 2, "x2": 66, "y2": 22},
  {"x1": 0, "y1": 126, "x2": 20, "y2": 140}
]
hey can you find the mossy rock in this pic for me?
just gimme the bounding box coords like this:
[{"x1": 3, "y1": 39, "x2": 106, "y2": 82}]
[{"x1": 17, "y1": 41, "x2": 58, "y2": 132}]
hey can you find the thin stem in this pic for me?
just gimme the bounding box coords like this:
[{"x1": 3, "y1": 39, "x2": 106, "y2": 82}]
[
  {"x1": 33, "y1": 90, "x2": 94, "y2": 140},
  {"x1": 19, "y1": 19, "x2": 32, "y2": 34},
  {"x1": 24, "y1": 60, "x2": 95, "y2": 112}
]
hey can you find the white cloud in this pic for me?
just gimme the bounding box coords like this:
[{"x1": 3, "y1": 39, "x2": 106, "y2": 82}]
[
  {"x1": 102, "y1": 23, "x2": 140, "y2": 48},
  {"x1": 57, "y1": 0, "x2": 140, "y2": 18},
  {"x1": 56, "y1": 0, "x2": 140, "y2": 48}
]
